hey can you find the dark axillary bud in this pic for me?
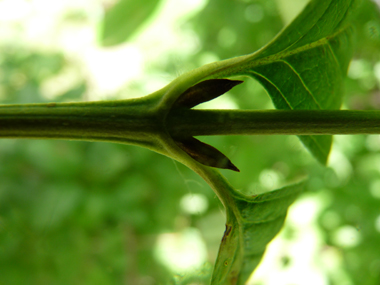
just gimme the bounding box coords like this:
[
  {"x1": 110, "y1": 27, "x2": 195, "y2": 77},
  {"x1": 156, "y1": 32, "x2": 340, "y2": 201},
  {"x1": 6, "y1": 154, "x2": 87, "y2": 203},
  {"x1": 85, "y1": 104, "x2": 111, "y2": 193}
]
[
  {"x1": 174, "y1": 79, "x2": 243, "y2": 109},
  {"x1": 174, "y1": 137, "x2": 240, "y2": 172},
  {"x1": 172, "y1": 78, "x2": 243, "y2": 172}
]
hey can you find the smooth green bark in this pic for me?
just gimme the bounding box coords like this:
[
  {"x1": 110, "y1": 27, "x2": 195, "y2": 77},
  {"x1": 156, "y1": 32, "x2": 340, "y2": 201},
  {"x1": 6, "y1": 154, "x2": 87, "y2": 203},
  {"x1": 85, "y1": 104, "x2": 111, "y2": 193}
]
[
  {"x1": 0, "y1": 97, "x2": 163, "y2": 152},
  {"x1": 168, "y1": 109, "x2": 380, "y2": 136},
  {"x1": 2, "y1": 103, "x2": 380, "y2": 144}
]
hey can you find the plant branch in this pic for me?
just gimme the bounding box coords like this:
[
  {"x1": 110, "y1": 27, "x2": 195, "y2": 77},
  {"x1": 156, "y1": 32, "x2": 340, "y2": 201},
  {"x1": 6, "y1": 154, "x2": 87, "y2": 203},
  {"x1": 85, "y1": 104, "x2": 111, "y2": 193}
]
[
  {"x1": 168, "y1": 109, "x2": 380, "y2": 136},
  {"x1": 0, "y1": 98, "x2": 164, "y2": 152},
  {"x1": 2, "y1": 102, "x2": 380, "y2": 148}
]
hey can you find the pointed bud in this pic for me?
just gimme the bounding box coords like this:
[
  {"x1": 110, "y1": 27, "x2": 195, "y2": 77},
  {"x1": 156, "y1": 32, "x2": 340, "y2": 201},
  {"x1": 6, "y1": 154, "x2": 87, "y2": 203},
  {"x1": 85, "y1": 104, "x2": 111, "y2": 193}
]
[
  {"x1": 175, "y1": 137, "x2": 240, "y2": 172},
  {"x1": 174, "y1": 79, "x2": 243, "y2": 109}
]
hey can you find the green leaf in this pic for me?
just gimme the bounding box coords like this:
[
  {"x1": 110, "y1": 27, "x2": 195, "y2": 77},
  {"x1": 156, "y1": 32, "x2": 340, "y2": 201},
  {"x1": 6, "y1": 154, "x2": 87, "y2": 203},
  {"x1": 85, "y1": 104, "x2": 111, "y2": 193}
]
[
  {"x1": 211, "y1": 181, "x2": 305, "y2": 285},
  {"x1": 240, "y1": 0, "x2": 360, "y2": 164},
  {"x1": 157, "y1": 1, "x2": 360, "y2": 281},
  {"x1": 186, "y1": 0, "x2": 360, "y2": 164},
  {"x1": 100, "y1": 0, "x2": 161, "y2": 47}
]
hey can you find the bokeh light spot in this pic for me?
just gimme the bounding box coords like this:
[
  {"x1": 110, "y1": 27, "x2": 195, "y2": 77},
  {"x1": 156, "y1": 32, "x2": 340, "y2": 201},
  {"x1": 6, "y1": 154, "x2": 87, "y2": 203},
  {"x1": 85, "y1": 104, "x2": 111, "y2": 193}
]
[
  {"x1": 369, "y1": 180, "x2": 380, "y2": 199},
  {"x1": 332, "y1": 225, "x2": 361, "y2": 248},
  {"x1": 154, "y1": 228, "x2": 207, "y2": 273},
  {"x1": 217, "y1": 27, "x2": 237, "y2": 48},
  {"x1": 375, "y1": 215, "x2": 380, "y2": 233},
  {"x1": 180, "y1": 193, "x2": 208, "y2": 215},
  {"x1": 366, "y1": 135, "x2": 380, "y2": 152},
  {"x1": 321, "y1": 211, "x2": 341, "y2": 230},
  {"x1": 259, "y1": 169, "x2": 281, "y2": 191},
  {"x1": 245, "y1": 4, "x2": 264, "y2": 23}
]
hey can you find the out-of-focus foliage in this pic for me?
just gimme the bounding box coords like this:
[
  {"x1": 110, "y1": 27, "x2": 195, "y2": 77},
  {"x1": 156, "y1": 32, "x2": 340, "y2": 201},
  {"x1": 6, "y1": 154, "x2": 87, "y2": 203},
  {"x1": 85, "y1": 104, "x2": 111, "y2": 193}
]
[
  {"x1": 0, "y1": 48, "x2": 65, "y2": 104},
  {"x1": 101, "y1": 0, "x2": 162, "y2": 46},
  {"x1": 316, "y1": 1, "x2": 380, "y2": 284},
  {"x1": 0, "y1": 0, "x2": 380, "y2": 284}
]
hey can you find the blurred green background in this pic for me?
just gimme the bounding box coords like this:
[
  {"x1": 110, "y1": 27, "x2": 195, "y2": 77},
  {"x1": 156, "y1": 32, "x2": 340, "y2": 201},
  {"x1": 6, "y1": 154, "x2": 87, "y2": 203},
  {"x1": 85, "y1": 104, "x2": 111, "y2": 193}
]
[{"x1": 0, "y1": 0, "x2": 380, "y2": 284}]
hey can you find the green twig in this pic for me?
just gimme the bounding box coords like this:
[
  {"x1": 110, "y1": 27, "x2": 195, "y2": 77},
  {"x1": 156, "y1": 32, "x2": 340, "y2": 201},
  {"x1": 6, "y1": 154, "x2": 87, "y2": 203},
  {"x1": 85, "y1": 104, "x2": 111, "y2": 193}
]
[
  {"x1": 0, "y1": 98, "x2": 163, "y2": 151},
  {"x1": 168, "y1": 109, "x2": 380, "y2": 136},
  {"x1": 2, "y1": 102, "x2": 380, "y2": 146}
]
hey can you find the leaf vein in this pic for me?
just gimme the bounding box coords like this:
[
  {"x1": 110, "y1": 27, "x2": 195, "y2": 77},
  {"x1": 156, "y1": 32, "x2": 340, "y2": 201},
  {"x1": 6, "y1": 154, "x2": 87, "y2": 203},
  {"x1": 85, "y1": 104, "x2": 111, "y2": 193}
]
[
  {"x1": 247, "y1": 70, "x2": 293, "y2": 110},
  {"x1": 279, "y1": 59, "x2": 322, "y2": 109}
]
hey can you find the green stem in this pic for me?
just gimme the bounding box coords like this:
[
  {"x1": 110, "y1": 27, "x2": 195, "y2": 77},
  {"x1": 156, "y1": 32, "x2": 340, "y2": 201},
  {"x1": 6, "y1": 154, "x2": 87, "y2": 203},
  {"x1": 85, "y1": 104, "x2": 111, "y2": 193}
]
[
  {"x1": 2, "y1": 102, "x2": 380, "y2": 148},
  {"x1": 168, "y1": 109, "x2": 380, "y2": 136},
  {"x1": 0, "y1": 97, "x2": 164, "y2": 151}
]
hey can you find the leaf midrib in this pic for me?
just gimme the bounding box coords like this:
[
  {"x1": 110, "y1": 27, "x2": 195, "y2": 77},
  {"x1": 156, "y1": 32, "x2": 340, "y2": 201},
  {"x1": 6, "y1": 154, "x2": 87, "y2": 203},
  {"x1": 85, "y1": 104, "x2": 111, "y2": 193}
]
[{"x1": 247, "y1": 28, "x2": 347, "y2": 70}]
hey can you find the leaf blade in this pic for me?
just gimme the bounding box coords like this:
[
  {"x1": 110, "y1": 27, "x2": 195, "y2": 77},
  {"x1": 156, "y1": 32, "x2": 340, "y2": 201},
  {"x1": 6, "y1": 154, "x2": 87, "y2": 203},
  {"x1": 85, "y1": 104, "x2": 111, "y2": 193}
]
[
  {"x1": 159, "y1": 0, "x2": 362, "y2": 283},
  {"x1": 192, "y1": 0, "x2": 360, "y2": 164},
  {"x1": 211, "y1": 181, "x2": 306, "y2": 285},
  {"x1": 238, "y1": 0, "x2": 360, "y2": 164}
]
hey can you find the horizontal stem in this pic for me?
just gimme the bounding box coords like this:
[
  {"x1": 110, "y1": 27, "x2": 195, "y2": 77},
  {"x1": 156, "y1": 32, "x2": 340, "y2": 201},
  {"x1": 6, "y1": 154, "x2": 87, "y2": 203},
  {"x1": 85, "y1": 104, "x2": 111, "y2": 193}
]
[
  {"x1": 168, "y1": 109, "x2": 380, "y2": 136},
  {"x1": 2, "y1": 101, "x2": 380, "y2": 148},
  {"x1": 0, "y1": 98, "x2": 163, "y2": 150}
]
